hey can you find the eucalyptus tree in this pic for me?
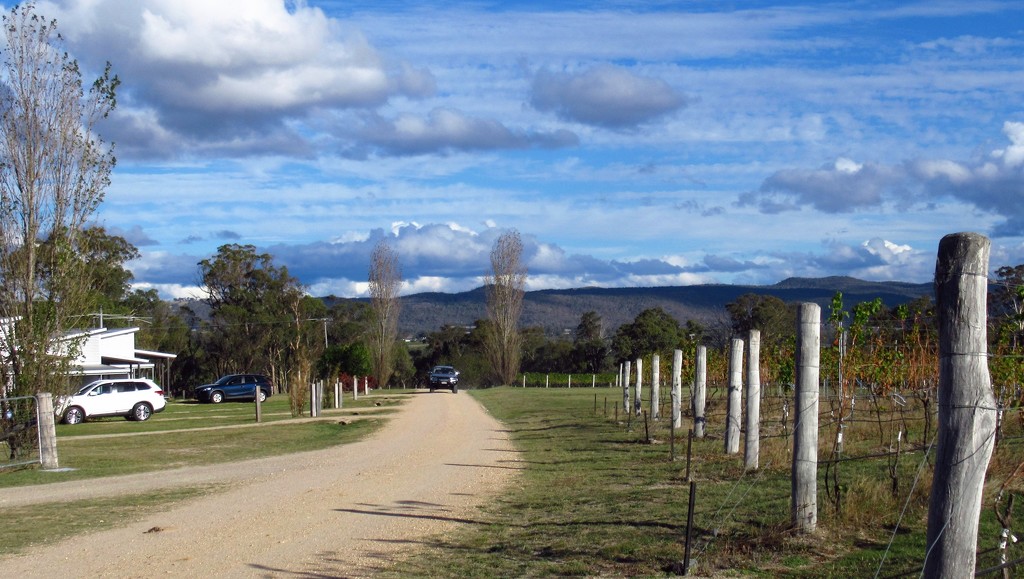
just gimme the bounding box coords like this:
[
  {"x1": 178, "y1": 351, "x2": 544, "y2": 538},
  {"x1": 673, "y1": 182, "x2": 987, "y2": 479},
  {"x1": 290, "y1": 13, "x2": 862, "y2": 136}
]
[
  {"x1": 0, "y1": 3, "x2": 118, "y2": 396},
  {"x1": 198, "y1": 244, "x2": 309, "y2": 383}
]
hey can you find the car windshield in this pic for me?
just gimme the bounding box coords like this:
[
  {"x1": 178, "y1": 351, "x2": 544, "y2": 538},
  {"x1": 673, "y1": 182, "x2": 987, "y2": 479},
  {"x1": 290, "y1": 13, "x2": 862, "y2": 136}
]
[
  {"x1": 434, "y1": 367, "x2": 454, "y2": 374},
  {"x1": 74, "y1": 384, "x2": 96, "y2": 396},
  {"x1": 214, "y1": 375, "x2": 238, "y2": 385}
]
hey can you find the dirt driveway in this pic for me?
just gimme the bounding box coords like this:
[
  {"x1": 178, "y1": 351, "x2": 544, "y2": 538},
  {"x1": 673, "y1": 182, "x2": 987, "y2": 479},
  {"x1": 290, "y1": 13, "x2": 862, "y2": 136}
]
[{"x1": 0, "y1": 391, "x2": 520, "y2": 577}]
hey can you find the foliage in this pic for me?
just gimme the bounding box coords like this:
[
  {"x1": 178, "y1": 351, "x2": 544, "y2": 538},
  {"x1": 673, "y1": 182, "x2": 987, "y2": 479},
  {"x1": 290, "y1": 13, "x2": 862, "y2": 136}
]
[
  {"x1": 197, "y1": 244, "x2": 300, "y2": 376},
  {"x1": 484, "y1": 230, "x2": 527, "y2": 385},
  {"x1": 726, "y1": 292, "x2": 797, "y2": 346},
  {"x1": 611, "y1": 307, "x2": 684, "y2": 362},
  {"x1": 0, "y1": 4, "x2": 118, "y2": 397},
  {"x1": 368, "y1": 239, "x2": 402, "y2": 388}
]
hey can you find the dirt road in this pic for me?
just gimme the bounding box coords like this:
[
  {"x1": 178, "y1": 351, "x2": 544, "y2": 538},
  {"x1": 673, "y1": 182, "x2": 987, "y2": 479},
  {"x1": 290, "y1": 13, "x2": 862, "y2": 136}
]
[{"x1": 0, "y1": 391, "x2": 520, "y2": 577}]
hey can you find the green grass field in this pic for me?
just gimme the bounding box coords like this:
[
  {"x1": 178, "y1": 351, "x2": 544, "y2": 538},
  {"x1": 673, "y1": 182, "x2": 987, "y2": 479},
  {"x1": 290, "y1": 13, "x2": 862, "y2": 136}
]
[
  {"x1": 388, "y1": 386, "x2": 1024, "y2": 578},
  {"x1": 2, "y1": 386, "x2": 1021, "y2": 575}
]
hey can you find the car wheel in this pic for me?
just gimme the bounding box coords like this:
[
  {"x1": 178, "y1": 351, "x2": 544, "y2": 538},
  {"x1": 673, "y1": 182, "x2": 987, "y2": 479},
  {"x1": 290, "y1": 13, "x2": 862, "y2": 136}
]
[
  {"x1": 211, "y1": 391, "x2": 224, "y2": 404},
  {"x1": 257, "y1": 389, "x2": 267, "y2": 403},
  {"x1": 452, "y1": 385, "x2": 458, "y2": 393},
  {"x1": 63, "y1": 406, "x2": 85, "y2": 425},
  {"x1": 131, "y1": 402, "x2": 153, "y2": 422}
]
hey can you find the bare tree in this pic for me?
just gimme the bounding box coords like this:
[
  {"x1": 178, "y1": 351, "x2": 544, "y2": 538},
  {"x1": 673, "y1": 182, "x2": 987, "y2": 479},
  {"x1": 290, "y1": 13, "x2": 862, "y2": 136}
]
[
  {"x1": 0, "y1": 3, "x2": 118, "y2": 396},
  {"x1": 484, "y1": 230, "x2": 527, "y2": 385},
  {"x1": 368, "y1": 240, "x2": 402, "y2": 389}
]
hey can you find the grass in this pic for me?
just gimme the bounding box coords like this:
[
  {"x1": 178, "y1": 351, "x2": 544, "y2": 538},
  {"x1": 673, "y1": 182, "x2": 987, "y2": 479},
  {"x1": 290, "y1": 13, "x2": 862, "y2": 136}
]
[
  {"x1": 3, "y1": 386, "x2": 1022, "y2": 574},
  {"x1": 0, "y1": 393, "x2": 410, "y2": 487},
  {"x1": 0, "y1": 484, "x2": 227, "y2": 556},
  {"x1": 0, "y1": 392, "x2": 411, "y2": 556},
  {"x1": 387, "y1": 386, "x2": 1024, "y2": 578}
]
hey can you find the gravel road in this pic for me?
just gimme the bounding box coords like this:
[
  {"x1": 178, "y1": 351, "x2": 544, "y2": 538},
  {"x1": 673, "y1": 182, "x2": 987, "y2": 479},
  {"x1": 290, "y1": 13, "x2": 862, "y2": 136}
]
[{"x1": 0, "y1": 391, "x2": 520, "y2": 577}]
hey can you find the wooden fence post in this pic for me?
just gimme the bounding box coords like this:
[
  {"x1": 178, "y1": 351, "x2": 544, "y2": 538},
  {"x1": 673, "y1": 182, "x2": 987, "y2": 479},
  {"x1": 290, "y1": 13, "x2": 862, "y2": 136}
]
[
  {"x1": 35, "y1": 393, "x2": 58, "y2": 469},
  {"x1": 623, "y1": 360, "x2": 631, "y2": 417},
  {"x1": 672, "y1": 349, "x2": 683, "y2": 430},
  {"x1": 634, "y1": 358, "x2": 644, "y2": 416},
  {"x1": 792, "y1": 303, "x2": 820, "y2": 533},
  {"x1": 924, "y1": 232, "x2": 997, "y2": 577},
  {"x1": 651, "y1": 354, "x2": 661, "y2": 420},
  {"x1": 353, "y1": 375, "x2": 358, "y2": 400},
  {"x1": 745, "y1": 329, "x2": 761, "y2": 472},
  {"x1": 694, "y1": 345, "x2": 707, "y2": 438},
  {"x1": 725, "y1": 338, "x2": 743, "y2": 454}
]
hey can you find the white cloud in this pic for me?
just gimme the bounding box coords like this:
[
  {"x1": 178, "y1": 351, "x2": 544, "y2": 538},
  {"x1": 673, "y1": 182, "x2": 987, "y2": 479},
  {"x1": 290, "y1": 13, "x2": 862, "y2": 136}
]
[{"x1": 530, "y1": 65, "x2": 687, "y2": 129}]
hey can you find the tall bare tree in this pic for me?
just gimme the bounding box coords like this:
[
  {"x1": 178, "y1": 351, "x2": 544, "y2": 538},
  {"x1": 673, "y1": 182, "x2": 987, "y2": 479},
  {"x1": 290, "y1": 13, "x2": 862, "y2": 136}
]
[
  {"x1": 0, "y1": 3, "x2": 118, "y2": 396},
  {"x1": 484, "y1": 230, "x2": 527, "y2": 385},
  {"x1": 368, "y1": 240, "x2": 402, "y2": 389}
]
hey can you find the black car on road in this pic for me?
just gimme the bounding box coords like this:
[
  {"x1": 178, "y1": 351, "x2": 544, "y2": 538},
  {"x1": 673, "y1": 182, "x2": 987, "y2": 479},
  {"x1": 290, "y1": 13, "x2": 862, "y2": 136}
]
[
  {"x1": 195, "y1": 374, "x2": 273, "y2": 403},
  {"x1": 428, "y1": 365, "x2": 459, "y2": 393}
]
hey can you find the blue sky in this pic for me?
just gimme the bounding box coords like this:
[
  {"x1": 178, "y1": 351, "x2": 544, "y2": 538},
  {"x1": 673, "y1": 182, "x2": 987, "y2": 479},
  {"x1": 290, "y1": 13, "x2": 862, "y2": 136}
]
[{"x1": 26, "y1": 0, "x2": 1024, "y2": 298}]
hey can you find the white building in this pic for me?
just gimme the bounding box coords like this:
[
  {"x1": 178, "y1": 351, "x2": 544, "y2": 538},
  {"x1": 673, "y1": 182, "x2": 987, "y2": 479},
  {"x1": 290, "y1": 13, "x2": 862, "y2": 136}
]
[{"x1": 69, "y1": 326, "x2": 176, "y2": 387}]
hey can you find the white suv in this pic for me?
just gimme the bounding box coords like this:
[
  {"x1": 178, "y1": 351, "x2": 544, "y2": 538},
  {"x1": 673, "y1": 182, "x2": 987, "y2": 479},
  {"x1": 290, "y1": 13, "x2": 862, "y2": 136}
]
[{"x1": 57, "y1": 378, "x2": 167, "y2": 424}]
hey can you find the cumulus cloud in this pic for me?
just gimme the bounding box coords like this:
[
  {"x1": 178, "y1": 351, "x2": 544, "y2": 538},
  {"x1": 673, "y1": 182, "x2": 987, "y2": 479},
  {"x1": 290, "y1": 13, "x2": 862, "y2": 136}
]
[
  {"x1": 530, "y1": 65, "x2": 687, "y2": 129},
  {"x1": 746, "y1": 157, "x2": 904, "y2": 213},
  {"x1": 908, "y1": 121, "x2": 1024, "y2": 236},
  {"x1": 742, "y1": 121, "x2": 1024, "y2": 237},
  {"x1": 43, "y1": 0, "x2": 436, "y2": 159}
]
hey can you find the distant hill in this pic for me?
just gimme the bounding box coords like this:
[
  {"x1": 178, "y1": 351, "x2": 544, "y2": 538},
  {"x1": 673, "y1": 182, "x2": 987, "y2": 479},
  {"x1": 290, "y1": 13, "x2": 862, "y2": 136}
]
[
  {"x1": 176, "y1": 276, "x2": 933, "y2": 339},
  {"x1": 393, "y1": 276, "x2": 933, "y2": 338}
]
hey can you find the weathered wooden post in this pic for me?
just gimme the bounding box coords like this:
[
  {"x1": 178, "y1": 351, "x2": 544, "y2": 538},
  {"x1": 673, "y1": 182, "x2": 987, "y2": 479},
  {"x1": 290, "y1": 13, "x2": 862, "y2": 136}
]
[
  {"x1": 924, "y1": 232, "x2": 997, "y2": 577},
  {"x1": 792, "y1": 303, "x2": 820, "y2": 533},
  {"x1": 634, "y1": 358, "x2": 644, "y2": 416},
  {"x1": 568, "y1": 374, "x2": 572, "y2": 389},
  {"x1": 623, "y1": 360, "x2": 631, "y2": 417},
  {"x1": 310, "y1": 381, "x2": 319, "y2": 417},
  {"x1": 694, "y1": 345, "x2": 707, "y2": 438},
  {"x1": 745, "y1": 329, "x2": 761, "y2": 472},
  {"x1": 253, "y1": 379, "x2": 263, "y2": 422},
  {"x1": 672, "y1": 349, "x2": 683, "y2": 430},
  {"x1": 35, "y1": 393, "x2": 58, "y2": 469},
  {"x1": 651, "y1": 354, "x2": 661, "y2": 420},
  {"x1": 353, "y1": 375, "x2": 359, "y2": 400},
  {"x1": 725, "y1": 338, "x2": 743, "y2": 454}
]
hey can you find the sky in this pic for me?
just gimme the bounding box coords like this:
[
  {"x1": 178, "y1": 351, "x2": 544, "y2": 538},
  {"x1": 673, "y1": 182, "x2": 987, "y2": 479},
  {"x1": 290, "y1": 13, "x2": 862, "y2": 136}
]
[{"x1": 20, "y1": 0, "x2": 1024, "y2": 299}]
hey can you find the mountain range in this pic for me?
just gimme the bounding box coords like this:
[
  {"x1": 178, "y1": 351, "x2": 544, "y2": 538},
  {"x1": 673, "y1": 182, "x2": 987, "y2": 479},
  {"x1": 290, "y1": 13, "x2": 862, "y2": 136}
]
[{"x1": 390, "y1": 276, "x2": 933, "y2": 338}]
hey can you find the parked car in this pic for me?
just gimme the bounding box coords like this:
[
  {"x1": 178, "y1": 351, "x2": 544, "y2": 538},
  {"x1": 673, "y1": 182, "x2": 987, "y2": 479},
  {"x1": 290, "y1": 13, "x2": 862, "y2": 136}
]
[
  {"x1": 428, "y1": 365, "x2": 459, "y2": 393},
  {"x1": 194, "y1": 374, "x2": 273, "y2": 403},
  {"x1": 56, "y1": 378, "x2": 167, "y2": 424}
]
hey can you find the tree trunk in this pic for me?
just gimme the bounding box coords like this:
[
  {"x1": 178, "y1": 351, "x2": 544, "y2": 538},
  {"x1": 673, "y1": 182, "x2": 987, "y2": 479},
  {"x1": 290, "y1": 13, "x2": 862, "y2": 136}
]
[
  {"x1": 725, "y1": 338, "x2": 743, "y2": 454},
  {"x1": 924, "y1": 232, "x2": 997, "y2": 577},
  {"x1": 792, "y1": 303, "x2": 820, "y2": 533},
  {"x1": 745, "y1": 330, "x2": 761, "y2": 472}
]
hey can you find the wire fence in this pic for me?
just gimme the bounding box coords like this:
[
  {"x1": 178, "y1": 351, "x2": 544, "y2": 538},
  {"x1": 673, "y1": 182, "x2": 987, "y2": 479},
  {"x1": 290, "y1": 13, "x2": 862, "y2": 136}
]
[
  {"x1": 0, "y1": 395, "x2": 41, "y2": 470},
  {"x1": 585, "y1": 376, "x2": 1024, "y2": 577}
]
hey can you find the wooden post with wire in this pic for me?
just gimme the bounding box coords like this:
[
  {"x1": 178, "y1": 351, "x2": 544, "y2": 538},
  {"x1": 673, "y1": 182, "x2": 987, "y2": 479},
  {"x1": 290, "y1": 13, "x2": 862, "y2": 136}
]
[{"x1": 924, "y1": 232, "x2": 997, "y2": 577}]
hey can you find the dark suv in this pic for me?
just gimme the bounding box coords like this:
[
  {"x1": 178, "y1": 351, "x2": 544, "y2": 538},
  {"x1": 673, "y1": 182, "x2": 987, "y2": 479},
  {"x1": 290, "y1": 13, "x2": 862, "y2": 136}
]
[
  {"x1": 195, "y1": 374, "x2": 273, "y2": 403},
  {"x1": 428, "y1": 365, "x2": 459, "y2": 393}
]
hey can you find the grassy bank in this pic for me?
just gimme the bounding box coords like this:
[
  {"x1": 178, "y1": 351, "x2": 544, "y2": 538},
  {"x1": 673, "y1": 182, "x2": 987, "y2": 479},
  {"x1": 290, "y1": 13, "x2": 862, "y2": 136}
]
[{"x1": 390, "y1": 386, "x2": 1022, "y2": 577}]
